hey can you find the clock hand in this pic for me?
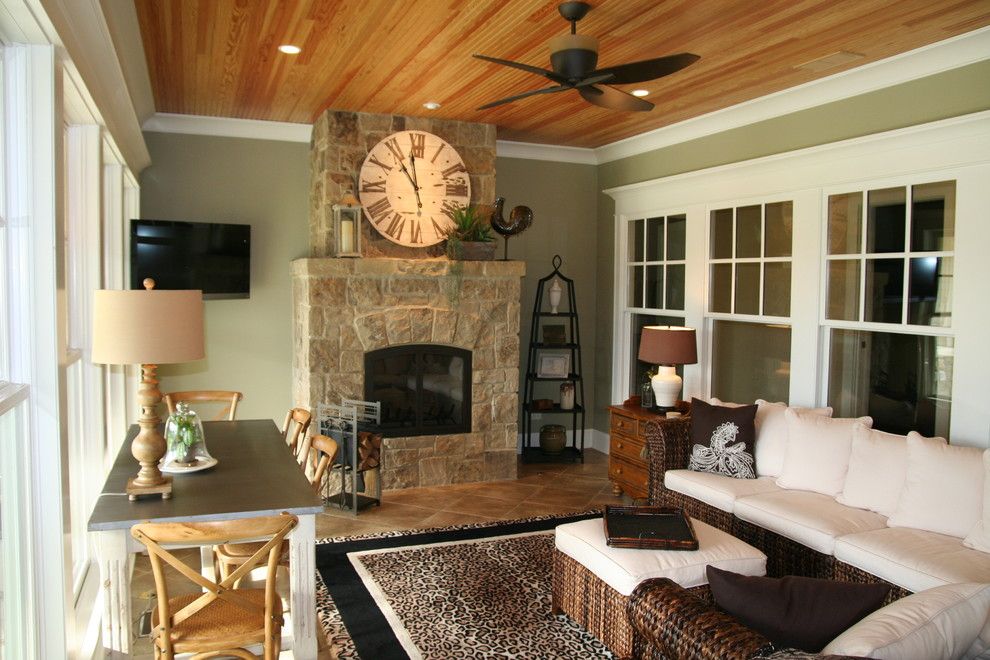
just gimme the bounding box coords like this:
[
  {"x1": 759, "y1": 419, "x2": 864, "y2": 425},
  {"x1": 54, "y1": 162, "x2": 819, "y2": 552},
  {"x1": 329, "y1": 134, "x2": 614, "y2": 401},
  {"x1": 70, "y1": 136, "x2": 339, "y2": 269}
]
[
  {"x1": 409, "y1": 153, "x2": 423, "y2": 215},
  {"x1": 395, "y1": 157, "x2": 423, "y2": 213}
]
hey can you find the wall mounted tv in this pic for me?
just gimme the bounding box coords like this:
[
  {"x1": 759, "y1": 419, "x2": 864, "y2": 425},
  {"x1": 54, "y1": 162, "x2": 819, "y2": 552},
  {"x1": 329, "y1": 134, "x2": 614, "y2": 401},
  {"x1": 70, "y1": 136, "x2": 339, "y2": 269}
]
[{"x1": 130, "y1": 219, "x2": 250, "y2": 299}]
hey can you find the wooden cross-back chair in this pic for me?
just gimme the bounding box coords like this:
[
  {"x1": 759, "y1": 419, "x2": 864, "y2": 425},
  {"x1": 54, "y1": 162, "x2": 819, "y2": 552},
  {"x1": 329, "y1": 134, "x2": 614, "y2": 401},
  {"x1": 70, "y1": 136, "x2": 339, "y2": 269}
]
[
  {"x1": 282, "y1": 407, "x2": 312, "y2": 462},
  {"x1": 215, "y1": 436, "x2": 337, "y2": 584},
  {"x1": 165, "y1": 390, "x2": 243, "y2": 421},
  {"x1": 131, "y1": 513, "x2": 297, "y2": 660}
]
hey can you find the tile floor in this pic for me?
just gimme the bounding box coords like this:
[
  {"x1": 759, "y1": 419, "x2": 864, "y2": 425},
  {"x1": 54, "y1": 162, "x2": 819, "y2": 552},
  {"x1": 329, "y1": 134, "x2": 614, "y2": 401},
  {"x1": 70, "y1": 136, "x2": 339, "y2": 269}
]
[{"x1": 129, "y1": 449, "x2": 628, "y2": 658}]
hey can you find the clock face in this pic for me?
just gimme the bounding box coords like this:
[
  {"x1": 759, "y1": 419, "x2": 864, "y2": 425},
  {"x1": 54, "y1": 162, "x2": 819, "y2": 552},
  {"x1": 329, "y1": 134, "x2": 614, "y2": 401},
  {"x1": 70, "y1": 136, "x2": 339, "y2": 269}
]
[{"x1": 358, "y1": 130, "x2": 471, "y2": 247}]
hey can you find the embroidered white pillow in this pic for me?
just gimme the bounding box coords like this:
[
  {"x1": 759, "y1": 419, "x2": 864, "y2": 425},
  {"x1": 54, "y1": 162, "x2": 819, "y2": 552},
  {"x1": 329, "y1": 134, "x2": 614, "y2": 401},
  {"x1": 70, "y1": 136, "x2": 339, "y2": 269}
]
[
  {"x1": 753, "y1": 399, "x2": 833, "y2": 478},
  {"x1": 964, "y1": 450, "x2": 990, "y2": 553},
  {"x1": 837, "y1": 423, "x2": 909, "y2": 517},
  {"x1": 776, "y1": 410, "x2": 872, "y2": 496},
  {"x1": 822, "y1": 582, "x2": 990, "y2": 660},
  {"x1": 887, "y1": 432, "x2": 984, "y2": 539}
]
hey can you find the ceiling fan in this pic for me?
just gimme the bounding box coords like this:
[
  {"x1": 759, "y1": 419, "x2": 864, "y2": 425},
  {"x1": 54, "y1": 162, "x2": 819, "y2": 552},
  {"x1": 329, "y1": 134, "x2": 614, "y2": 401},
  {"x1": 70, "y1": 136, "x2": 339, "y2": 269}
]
[{"x1": 474, "y1": 1, "x2": 699, "y2": 112}]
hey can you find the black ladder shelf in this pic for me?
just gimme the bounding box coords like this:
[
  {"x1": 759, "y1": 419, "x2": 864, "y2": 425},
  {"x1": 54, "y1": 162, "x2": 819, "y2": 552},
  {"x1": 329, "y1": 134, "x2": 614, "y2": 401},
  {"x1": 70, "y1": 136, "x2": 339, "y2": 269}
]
[{"x1": 522, "y1": 255, "x2": 585, "y2": 463}]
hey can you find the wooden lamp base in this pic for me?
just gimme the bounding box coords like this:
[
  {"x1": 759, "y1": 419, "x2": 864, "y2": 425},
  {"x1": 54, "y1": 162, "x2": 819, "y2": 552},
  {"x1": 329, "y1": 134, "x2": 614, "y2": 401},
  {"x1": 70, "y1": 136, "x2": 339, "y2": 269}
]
[{"x1": 126, "y1": 475, "x2": 173, "y2": 501}]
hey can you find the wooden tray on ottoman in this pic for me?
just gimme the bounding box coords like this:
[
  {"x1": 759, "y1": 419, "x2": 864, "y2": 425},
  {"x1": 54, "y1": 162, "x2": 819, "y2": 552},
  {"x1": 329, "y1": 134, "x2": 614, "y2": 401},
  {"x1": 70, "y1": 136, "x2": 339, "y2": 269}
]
[{"x1": 604, "y1": 505, "x2": 699, "y2": 550}]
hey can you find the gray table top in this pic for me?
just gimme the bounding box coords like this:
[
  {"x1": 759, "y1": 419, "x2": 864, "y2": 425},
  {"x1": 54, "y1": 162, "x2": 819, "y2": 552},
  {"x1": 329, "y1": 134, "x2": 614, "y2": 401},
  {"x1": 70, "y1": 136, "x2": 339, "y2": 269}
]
[{"x1": 88, "y1": 419, "x2": 324, "y2": 531}]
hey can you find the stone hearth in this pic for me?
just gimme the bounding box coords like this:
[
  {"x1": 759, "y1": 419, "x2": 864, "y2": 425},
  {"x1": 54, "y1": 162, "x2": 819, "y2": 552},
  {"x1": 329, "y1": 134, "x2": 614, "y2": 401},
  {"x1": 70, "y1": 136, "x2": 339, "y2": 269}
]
[{"x1": 291, "y1": 257, "x2": 525, "y2": 489}]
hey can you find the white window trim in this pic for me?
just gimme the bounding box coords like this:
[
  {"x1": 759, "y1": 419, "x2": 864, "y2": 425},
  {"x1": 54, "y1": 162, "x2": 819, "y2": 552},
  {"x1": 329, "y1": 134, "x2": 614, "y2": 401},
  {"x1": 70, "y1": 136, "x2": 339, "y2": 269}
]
[
  {"x1": 3, "y1": 42, "x2": 68, "y2": 659},
  {"x1": 607, "y1": 111, "x2": 990, "y2": 447}
]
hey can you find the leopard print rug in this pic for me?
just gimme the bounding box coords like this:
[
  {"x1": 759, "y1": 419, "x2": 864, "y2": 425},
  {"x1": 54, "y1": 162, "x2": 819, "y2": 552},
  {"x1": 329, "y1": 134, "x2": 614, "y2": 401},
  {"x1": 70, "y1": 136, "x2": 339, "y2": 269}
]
[{"x1": 316, "y1": 513, "x2": 613, "y2": 659}]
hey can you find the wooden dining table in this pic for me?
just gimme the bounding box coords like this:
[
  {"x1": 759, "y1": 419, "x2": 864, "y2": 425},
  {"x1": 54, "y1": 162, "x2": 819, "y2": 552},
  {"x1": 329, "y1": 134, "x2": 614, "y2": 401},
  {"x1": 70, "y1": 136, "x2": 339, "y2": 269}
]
[{"x1": 88, "y1": 419, "x2": 324, "y2": 658}]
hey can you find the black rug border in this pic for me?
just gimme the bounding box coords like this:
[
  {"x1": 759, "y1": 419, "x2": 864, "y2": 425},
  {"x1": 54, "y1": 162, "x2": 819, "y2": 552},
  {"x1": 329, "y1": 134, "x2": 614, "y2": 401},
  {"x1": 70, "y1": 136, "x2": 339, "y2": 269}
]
[{"x1": 316, "y1": 511, "x2": 603, "y2": 660}]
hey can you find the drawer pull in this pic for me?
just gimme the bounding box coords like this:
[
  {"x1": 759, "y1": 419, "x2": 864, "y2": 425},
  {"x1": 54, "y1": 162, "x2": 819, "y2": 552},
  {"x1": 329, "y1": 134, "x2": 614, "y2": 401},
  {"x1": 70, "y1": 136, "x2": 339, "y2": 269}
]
[
  {"x1": 640, "y1": 446, "x2": 648, "y2": 460},
  {"x1": 617, "y1": 441, "x2": 624, "y2": 449}
]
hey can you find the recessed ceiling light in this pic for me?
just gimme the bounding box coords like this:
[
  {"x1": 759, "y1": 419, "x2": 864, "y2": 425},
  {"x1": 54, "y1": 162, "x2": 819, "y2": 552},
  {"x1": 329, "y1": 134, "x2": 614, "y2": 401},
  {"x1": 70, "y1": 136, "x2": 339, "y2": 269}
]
[
  {"x1": 631, "y1": 89, "x2": 650, "y2": 97},
  {"x1": 278, "y1": 44, "x2": 301, "y2": 55},
  {"x1": 423, "y1": 101, "x2": 441, "y2": 110}
]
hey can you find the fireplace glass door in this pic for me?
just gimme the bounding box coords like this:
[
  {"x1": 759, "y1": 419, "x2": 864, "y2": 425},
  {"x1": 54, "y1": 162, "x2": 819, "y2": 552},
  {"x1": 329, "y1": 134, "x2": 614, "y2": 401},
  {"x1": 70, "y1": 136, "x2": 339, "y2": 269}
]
[{"x1": 364, "y1": 345, "x2": 472, "y2": 436}]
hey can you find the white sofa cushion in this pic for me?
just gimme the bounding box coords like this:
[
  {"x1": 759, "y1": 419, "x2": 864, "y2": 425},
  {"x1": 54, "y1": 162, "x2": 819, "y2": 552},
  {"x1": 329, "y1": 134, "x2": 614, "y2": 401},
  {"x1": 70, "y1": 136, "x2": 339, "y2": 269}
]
[
  {"x1": 887, "y1": 432, "x2": 984, "y2": 539},
  {"x1": 964, "y1": 450, "x2": 990, "y2": 553},
  {"x1": 664, "y1": 470, "x2": 782, "y2": 513},
  {"x1": 834, "y1": 527, "x2": 990, "y2": 593},
  {"x1": 823, "y1": 582, "x2": 990, "y2": 660},
  {"x1": 554, "y1": 517, "x2": 766, "y2": 596},
  {"x1": 753, "y1": 399, "x2": 833, "y2": 478},
  {"x1": 837, "y1": 423, "x2": 909, "y2": 518},
  {"x1": 733, "y1": 489, "x2": 887, "y2": 555},
  {"x1": 776, "y1": 411, "x2": 872, "y2": 496}
]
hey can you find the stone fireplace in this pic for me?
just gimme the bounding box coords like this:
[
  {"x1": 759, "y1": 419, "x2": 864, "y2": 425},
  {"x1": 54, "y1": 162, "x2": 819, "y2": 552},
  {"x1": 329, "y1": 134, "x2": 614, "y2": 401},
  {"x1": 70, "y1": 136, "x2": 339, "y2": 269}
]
[
  {"x1": 291, "y1": 258, "x2": 524, "y2": 489},
  {"x1": 293, "y1": 108, "x2": 523, "y2": 490}
]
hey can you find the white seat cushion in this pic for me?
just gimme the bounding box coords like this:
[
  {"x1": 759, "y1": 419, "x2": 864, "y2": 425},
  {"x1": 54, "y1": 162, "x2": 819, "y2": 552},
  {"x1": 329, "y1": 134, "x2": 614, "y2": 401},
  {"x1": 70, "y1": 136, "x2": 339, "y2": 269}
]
[
  {"x1": 823, "y1": 583, "x2": 990, "y2": 660},
  {"x1": 733, "y1": 490, "x2": 887, "y2": 555},
  {"x1": 964, "y1": 450, "x2": 990, "y2": 553},
  {"x1": 554, "y1": 517, "x2": 766, "y2": 597},
  {"x1": 834, "y1": 527, "x2": 990, "y2": 593},
  {"x1": 665, "y1": 470, "x2": 782, "y2": 513}
]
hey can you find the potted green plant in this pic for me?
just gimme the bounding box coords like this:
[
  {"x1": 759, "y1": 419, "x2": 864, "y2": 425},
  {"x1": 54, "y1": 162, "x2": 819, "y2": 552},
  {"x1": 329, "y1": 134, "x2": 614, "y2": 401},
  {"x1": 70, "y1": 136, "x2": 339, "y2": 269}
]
[{"x1": 444, "y1": 205, "x2": 496, "y2": 261}]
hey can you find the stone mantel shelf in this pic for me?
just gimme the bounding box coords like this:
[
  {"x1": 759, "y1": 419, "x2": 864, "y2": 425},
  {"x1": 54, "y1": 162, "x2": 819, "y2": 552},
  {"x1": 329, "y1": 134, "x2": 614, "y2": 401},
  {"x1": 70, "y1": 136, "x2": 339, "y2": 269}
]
[{"x1": 292, "y1": 257, "x2": 525, "y2": 279}]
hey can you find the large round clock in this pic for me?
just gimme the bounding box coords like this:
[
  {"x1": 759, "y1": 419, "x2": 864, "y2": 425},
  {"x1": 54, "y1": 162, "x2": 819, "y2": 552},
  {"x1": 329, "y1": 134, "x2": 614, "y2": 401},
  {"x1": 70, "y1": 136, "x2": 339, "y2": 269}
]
[{"x1": 358, "y1": 130, "x2": 471, "y2": 247}]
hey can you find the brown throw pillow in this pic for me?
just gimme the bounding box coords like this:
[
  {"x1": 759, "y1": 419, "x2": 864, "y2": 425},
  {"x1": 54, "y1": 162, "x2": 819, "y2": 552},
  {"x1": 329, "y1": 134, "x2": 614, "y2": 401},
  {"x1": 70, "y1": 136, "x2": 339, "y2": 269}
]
[
  {"x1": 706, "y1": 566, "x2": 890, "y2": 652},
  {"x1": 688, "y1": 397, "x2": 758, "y2": 479}
]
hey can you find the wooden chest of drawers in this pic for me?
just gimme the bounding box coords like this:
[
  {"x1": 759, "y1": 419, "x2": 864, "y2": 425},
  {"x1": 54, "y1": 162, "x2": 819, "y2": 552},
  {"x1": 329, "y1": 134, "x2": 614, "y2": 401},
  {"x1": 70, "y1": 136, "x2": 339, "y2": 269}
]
[{"x1": 608, "y1": 400, "x2": 688, "y2": 500}]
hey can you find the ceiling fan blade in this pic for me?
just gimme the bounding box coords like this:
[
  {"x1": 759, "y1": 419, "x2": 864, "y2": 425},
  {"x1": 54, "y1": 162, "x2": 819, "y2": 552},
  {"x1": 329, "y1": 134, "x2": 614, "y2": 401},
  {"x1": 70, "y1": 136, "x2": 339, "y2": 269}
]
[
  {"x1": 477, "y1": 84, "x2": 572, "y2": 110},
  {"x1": 579, "y1": 85, "x2": 654, "y2": 112},
  {"x1": 591, "y1": 53, "x2": 700, "y2": 85},
  {"x1": 473, "y1": 54, "x2": 567, "y2": 84}
]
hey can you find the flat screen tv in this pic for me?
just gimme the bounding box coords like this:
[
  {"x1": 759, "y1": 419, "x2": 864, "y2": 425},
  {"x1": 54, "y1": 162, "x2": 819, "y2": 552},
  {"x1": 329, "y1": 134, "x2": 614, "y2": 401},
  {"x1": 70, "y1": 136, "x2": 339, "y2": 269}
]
[{"x1": 130, "y1": 219, "x2": 250, "y2": 299}]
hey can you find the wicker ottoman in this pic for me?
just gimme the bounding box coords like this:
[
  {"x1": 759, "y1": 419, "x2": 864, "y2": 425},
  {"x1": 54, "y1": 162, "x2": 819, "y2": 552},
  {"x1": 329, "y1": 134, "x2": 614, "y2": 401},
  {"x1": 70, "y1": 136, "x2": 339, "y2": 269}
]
[{"x1": 552, "y1": 517, "x2": 767, "y2": 659}]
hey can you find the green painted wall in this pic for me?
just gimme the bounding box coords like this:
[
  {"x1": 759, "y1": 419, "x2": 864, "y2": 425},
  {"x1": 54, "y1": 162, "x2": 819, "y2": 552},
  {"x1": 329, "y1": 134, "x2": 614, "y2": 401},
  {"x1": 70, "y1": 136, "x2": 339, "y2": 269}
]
[
  {"x1": 592, "y1": 60, "x2": 990, "y2": 433},
  {"x1": 494, "y1": 157, "x2": 599, "y2": 444},
  {"x1": 140, "y1": 132, "x2": 310, "y2": 423}
]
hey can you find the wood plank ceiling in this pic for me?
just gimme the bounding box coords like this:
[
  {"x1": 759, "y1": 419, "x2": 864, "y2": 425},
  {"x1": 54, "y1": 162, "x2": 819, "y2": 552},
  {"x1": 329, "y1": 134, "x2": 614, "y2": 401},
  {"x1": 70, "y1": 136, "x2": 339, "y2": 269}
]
[{"x1": 135, "y1": 0, "x2": 990, "y2": 148}]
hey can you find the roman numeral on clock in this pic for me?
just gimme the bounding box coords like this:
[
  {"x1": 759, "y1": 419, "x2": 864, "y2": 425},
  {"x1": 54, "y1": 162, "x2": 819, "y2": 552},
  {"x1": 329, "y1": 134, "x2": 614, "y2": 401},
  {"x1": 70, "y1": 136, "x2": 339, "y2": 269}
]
[
  {"x1": 442, "y1": 162, "x2": 467, "y2": 179},
  {"x1": 382, "y1": 213, "x2": 405, "y2": 240},
  {"x1": 368, "y1": 155, "x2": 392, "y2": 171},
  {"x1": 409, "y1": 133, "x2": 425, "y2": 159},
  {"x1": 410, "y1": 220, "x2": 423, "y2": 244},
  {"x1": 431, "y1": 216, "x2": 448, "y2": 237},
  {"x1": 384, "y1": 137, "x2": 404, "y2": 163},
  {"x1": 441, "y1": 200, "x2": 462, "y2": 217},
  {"x1": 366, "y1": 197, "x2": 392, "y2": 222},
  {"x1": 430, "y1": 143, "x2": 446, "y2": 164},
  {"x1": 445, "y1": 179, "x2": 468, "y2": 197},
  {"x1": 360, "y1": 179, "x2": 386, "y2": 193}
]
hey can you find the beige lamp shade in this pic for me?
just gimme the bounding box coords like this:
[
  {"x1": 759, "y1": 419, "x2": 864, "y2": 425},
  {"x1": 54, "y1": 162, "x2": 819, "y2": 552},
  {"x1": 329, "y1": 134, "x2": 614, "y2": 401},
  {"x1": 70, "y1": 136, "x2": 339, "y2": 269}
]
[
  {"x1": 92, "y1": 288, "x2": 205, "y2": 365},
  {"x1": 638, "y1": 326, "x2": 698, "y2": 366}
]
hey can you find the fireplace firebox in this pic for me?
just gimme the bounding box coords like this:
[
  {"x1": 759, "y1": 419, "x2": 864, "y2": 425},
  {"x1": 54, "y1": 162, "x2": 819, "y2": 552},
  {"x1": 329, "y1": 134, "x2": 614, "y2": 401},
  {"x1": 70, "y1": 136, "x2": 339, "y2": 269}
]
[{"x1": 364, "y1": 345, "x2": 471, "y2": 437}]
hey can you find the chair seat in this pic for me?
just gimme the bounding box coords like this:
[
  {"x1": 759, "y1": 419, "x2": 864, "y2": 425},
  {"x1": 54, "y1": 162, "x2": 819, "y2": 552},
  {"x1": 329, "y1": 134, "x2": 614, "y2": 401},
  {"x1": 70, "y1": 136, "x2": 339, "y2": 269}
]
[{"x1": 153, "y1": 589, "x2": 281, "y2": 649}]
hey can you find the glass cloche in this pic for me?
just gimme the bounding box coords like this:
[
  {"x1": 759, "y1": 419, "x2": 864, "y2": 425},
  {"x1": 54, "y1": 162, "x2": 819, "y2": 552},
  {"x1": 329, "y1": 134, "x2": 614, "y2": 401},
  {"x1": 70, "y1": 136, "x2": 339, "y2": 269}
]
[{"x1": 161, "y1": 401, "x2": 216, "y2": 472}]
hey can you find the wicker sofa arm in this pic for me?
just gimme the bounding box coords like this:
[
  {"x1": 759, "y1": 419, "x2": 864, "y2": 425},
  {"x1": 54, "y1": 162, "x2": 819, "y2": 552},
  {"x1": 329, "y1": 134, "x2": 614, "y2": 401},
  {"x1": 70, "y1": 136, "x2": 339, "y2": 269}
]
[
  {"x1": 627, "y1": 577, "x2": 772, "y2": 660},
  {"x1": 644, "y1": 416, "x2": 692, "y2": 505}
]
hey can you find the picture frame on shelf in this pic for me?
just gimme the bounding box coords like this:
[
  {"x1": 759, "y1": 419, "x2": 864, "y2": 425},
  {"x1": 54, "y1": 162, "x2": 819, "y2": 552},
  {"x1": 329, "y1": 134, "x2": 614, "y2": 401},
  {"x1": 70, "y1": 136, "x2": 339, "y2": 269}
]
[
  {"x1": 542, "y1": 324, "x2": 566, "y2": 345},
  {"x1": 538, "y1": 354, "x2": 570, "y2": 378}
]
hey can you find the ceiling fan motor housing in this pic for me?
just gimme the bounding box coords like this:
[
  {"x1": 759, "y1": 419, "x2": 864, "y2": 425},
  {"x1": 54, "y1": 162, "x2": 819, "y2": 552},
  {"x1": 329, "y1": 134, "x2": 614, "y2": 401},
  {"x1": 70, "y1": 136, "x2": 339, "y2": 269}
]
[{"x1": 549, "y1": 33, "x2": 599, "y2": 80}]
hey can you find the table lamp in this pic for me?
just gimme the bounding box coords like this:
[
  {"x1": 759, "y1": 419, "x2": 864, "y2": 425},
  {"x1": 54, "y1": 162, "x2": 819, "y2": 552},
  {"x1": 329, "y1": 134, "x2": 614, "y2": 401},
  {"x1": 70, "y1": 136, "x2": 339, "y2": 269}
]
[
  {"x1": 638, "y1": 326, "x2": 697, "y2": 410},
  {"x1": 92, "y1": 278, "x2": 205, "y2": 500}
]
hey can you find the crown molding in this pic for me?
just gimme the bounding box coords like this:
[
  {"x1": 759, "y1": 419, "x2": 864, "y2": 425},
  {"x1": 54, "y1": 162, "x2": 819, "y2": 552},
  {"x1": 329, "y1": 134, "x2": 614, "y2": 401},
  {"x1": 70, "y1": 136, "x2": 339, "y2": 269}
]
[
  {"x1": 595, "y1": 26, "x2": 990, "y2": 164},
  {"x1": 495, "y1": 140, "x2": 597, "y2": 164},
  {"x1": 142, "y1": 113, "x2": 313, "y2": 143}
]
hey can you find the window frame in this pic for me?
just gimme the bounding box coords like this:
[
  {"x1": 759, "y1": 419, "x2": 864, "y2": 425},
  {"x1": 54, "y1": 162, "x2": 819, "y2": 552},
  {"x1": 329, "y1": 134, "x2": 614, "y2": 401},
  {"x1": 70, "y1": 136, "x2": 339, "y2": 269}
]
[
  {"x1": 818, "y1": 173, "x2": 959, "y2": 432},
  {"x1": 613, "y1": 207, "x2": 690, "y2": 403}
]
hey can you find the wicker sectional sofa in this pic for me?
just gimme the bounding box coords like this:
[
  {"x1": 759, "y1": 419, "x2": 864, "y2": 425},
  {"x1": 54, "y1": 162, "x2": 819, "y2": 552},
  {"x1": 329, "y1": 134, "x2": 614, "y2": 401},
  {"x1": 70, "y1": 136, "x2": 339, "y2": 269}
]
[{"x1": 644, "y1": 412, "x2": 990, "y2": 602}]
